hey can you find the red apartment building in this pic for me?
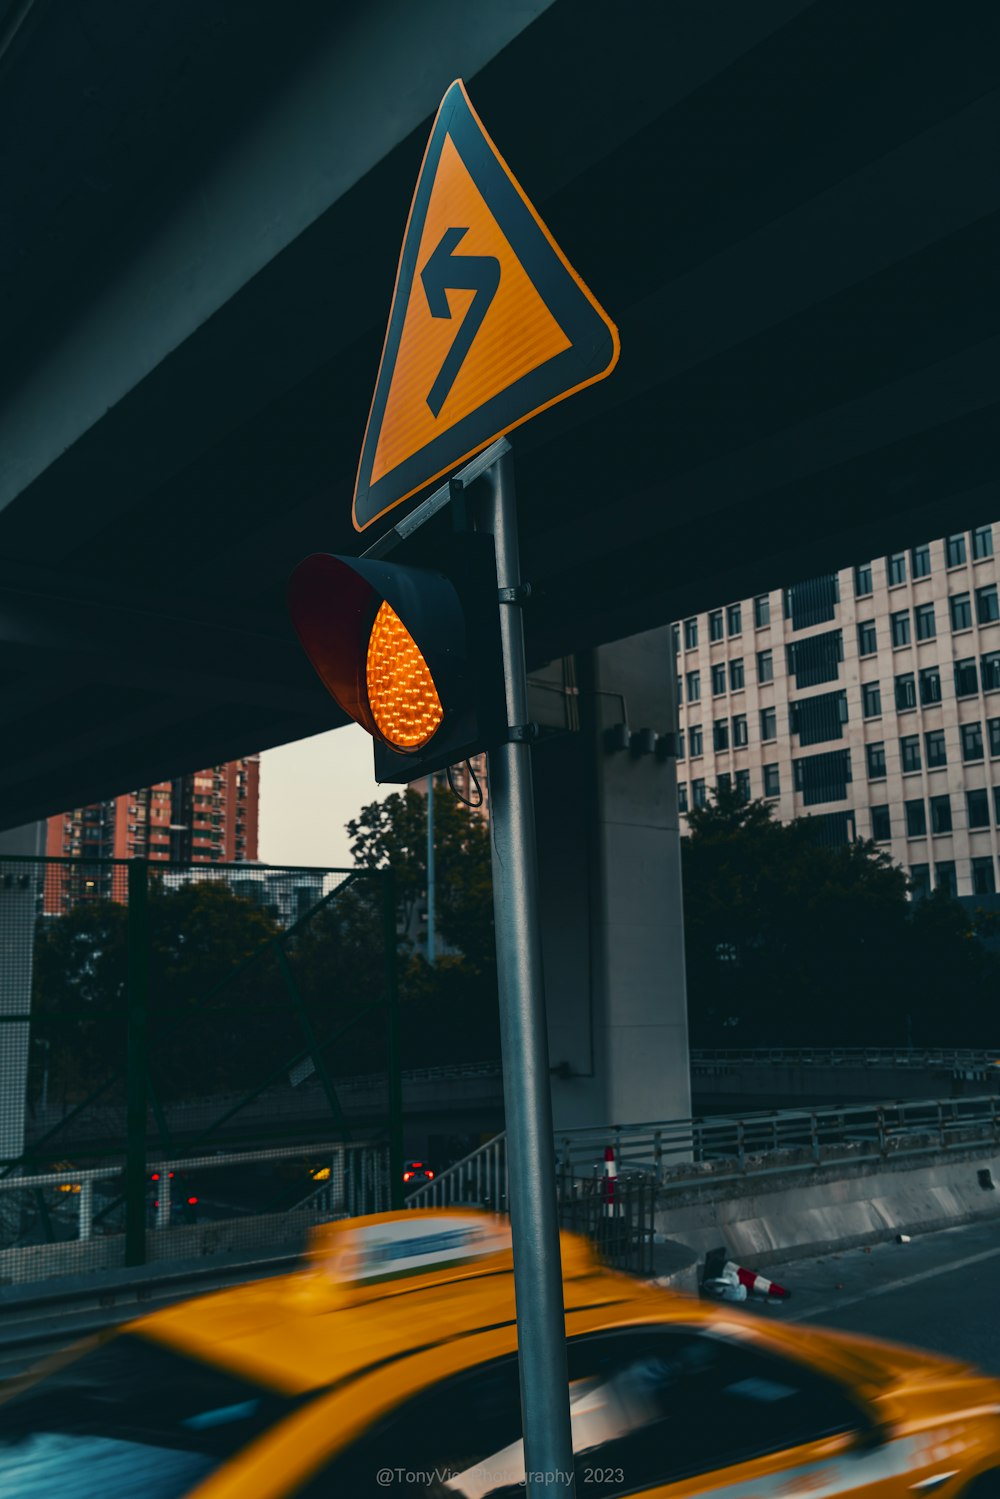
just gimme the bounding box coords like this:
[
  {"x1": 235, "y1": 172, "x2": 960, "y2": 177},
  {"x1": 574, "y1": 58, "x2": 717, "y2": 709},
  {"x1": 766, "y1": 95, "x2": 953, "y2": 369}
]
[{"x1": 44, "y1": 758, "x2": 260, "y2": 912}]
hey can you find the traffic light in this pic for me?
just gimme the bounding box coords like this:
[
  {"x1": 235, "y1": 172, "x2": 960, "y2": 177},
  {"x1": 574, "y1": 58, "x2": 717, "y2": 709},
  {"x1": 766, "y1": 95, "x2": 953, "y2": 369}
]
[{"x1": 287, "y1": 534, "x2": 507, "y2": 783}]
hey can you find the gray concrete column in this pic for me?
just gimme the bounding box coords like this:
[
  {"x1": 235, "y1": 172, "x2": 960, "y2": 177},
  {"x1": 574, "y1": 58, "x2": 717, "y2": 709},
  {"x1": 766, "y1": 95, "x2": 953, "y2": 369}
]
[
  {"x1": 535, "y1": 628, "x2": 691, "y2": 1134},
  {"x1": 0, "y1": 822, "x2": 45, "y2": 1163}
]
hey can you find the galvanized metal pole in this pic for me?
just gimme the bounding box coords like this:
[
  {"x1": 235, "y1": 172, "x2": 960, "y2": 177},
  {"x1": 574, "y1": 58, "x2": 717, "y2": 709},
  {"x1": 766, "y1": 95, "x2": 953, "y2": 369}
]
[
  {"x1": 382, "y1": 868, "x2": 405, "y2": 1210},
  {"x1": 426, "y1": 770, "x2": 436, "y2": 964},
  {"x1": 480, "y1": 449, "x2": 576, "y2": 1499}
]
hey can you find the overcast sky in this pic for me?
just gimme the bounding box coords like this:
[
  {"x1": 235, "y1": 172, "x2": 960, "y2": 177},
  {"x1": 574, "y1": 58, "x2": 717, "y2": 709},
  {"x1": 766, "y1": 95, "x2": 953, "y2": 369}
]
[{"x1": 257, "y1": 727, "x2": 392, "y2": 871}]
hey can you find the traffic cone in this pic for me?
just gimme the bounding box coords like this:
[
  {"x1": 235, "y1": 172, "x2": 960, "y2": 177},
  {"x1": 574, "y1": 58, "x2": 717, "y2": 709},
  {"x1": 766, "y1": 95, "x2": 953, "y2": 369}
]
[
  {"x1": 602, "y1": 1145, "x2": 619, "y2": 1218},
  {"x1": 724, "y1": 1261, "x2": 790, "y2": 1299}
]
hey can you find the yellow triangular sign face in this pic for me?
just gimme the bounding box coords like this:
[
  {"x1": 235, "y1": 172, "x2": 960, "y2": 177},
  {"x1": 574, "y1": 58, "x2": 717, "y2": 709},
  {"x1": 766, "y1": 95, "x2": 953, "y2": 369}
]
[{"x1": 353, "y1": 81, "x2": 619, "y2": 532}]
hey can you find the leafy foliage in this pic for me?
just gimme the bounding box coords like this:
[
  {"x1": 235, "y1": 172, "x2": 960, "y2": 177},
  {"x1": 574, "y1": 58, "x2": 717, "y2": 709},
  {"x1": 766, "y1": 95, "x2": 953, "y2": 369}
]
[
  {"x1": 683, "y1": 787, "x2": 1000, "y2": 1046},
  {"x1": 347, "y1": 789, "x2": 500, "y2": 1065}
]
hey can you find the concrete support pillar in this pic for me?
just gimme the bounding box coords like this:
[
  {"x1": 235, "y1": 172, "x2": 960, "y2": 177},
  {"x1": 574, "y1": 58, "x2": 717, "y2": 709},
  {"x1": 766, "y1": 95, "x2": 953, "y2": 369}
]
[
  {"x1": 0, "y1": 822, "x2": 45, "y2": 1164},
  {"x1": 535, "y1": 628, "x2": 691, "y2": 1134}
]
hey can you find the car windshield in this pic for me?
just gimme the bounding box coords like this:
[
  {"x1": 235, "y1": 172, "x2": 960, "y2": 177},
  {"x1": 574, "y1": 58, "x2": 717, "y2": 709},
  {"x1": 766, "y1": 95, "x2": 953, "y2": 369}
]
[{"x1": 0, "y1": 1331, "x2": 298, "y2": 1498}]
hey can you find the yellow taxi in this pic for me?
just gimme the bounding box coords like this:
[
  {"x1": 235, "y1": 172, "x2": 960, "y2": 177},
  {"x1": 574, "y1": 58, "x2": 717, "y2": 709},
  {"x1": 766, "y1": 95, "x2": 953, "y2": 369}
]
[{"x1": 2, "y1": 1209, "x2": 1000, "y2": 1498}]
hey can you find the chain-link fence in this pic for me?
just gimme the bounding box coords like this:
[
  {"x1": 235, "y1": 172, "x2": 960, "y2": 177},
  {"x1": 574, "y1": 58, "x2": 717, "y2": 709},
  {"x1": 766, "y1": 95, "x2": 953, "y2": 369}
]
[{"x1": 0, "y1": 858, "x2": 401, "y2": 1282}]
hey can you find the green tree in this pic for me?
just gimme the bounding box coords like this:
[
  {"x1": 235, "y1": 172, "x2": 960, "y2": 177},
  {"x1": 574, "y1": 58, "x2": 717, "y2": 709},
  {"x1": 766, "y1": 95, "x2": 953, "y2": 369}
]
[
  {"x1": 346, "y1": 789, "x2": 500, "y2": 1066},
  {"x1": 682, "y1": 787, "x2": 1000, "y2": 1046},
  {"x1": 32, "y1": 881, "x2": 287, "y2": 1107}
]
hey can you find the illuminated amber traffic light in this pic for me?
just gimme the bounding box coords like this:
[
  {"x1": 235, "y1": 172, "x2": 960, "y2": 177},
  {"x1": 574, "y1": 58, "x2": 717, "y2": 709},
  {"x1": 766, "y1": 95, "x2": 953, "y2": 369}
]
[
  {"x1": 366, "y1": 601, "x2": 444, "y2": 750},
  {"x1": 288, "y1": 536, "x2": 506, "y2": 783}
]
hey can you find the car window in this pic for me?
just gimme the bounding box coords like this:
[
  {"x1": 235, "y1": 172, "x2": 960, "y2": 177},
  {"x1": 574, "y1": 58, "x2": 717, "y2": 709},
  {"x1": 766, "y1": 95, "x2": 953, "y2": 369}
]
[
  {"x1": 294, "y1": 1325, "x2": 861, "y2": 1498},
  {"x1": 0, "y1": 1331, "x2": 299, "y2": 1499}
]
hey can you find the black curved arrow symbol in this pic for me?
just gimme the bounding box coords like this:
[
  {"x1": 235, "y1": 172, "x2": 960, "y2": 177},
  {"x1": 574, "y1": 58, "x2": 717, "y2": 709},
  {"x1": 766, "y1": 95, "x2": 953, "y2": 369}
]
[{"x1": 421, "y1": 227, "x2": 501, "y2": 417}]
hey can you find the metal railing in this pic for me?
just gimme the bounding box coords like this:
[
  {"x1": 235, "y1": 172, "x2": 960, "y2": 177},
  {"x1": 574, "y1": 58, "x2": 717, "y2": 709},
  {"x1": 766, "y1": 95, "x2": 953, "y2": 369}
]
[
  {"x1": 0, "y1": 1139, "x2": 390, "y2": 1247},
  {"x1": 691, "y1": 1047, "x2": 1000, "y2": 1071},
  {"x1": 408, "y1": 1093, "x2": 1000, "y2": 1207}
]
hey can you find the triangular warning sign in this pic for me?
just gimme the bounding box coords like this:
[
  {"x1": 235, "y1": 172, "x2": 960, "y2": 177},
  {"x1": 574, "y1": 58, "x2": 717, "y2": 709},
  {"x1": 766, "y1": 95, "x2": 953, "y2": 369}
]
[{"x1": 352, "y1": 80, "x2": 619, "y2": 533}]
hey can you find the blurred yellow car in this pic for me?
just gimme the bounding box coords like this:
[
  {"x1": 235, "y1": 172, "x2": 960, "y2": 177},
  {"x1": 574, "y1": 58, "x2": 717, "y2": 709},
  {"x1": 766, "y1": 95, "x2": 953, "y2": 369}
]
[{"x1": 2, "y1": 1209, "x2": 1000, "y2": 1498}]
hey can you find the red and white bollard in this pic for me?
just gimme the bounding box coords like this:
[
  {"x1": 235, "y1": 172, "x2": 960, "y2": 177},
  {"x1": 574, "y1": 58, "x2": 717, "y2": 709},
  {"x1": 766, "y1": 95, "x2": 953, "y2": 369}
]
[{"x1": 725, "y1": 1260, "x2": 791, "y2": 1299}]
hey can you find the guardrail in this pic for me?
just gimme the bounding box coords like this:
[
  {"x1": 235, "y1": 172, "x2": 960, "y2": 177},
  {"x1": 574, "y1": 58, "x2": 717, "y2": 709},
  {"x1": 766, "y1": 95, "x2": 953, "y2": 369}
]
[
  {"x1": 691, "y1": 1047, "x2": 1000, "y2": 1071},
  {"x1": 0, "y1": 1139, "x2": 390, "y2": 1247},
  {"x1": 407, "y1": 1093, "x2": 1000, "y2": 1209}
]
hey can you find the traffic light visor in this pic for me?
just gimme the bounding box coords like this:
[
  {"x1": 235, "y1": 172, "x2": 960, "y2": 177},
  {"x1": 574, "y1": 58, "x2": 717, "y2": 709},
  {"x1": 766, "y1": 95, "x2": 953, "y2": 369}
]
[
  {"x1": 288, "y1": 539, "x2": 507, "y2": 783},
  {"x1": 288, "y1": 552, "x2": 462, "y2": 752}
]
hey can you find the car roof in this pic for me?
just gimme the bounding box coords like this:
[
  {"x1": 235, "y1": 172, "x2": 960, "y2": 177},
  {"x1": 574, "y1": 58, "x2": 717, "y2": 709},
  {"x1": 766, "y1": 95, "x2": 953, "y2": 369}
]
[
  {"x1": 136, "y1": 1215, "x2": 634, "y2": 1396},
  {"x1": 128, "y1": 1209, "x2": 946, "y2": 1404}
]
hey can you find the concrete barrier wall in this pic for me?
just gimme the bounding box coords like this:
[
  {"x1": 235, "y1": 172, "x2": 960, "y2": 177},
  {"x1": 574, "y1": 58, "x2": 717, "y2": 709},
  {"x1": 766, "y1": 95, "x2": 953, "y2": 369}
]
[{"x1": 656, "y1": 1142, "x2": 1000, "y2": 1269}]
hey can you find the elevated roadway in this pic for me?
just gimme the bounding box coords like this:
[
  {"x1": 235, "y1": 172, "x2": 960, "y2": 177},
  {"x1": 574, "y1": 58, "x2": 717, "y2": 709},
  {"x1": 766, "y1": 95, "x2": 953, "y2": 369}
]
[
  {"x1": 691, "y1": 1047, "x2": 1000, "y2": 1112},
  {"x1": 0, "y1": 0, "x2": 997, "y2": 825}
]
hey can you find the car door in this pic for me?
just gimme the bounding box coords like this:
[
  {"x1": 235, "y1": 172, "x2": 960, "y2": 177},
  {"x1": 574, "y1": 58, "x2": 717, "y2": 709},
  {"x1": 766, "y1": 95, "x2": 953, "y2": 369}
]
[{"x1": 277, "y1": 1322, "x2": 924, "y2": 1499}]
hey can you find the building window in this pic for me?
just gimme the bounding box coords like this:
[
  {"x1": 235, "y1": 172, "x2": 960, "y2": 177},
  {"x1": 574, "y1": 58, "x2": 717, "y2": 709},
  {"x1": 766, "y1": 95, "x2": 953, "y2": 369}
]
[
  {"x1": 757, "y1": 649, "x2": 773, "y2": 684},
  {"x1": 962, "y1": 722, "x2": 984, "y2": 762},
  {"x1": 763, "y1": 763, "x2": 780, "y2": 797},
  {"x1": 709, "y1": 609, "x2": 724, "y2": 641},
  {"x1": 727, "y1": 603, "x2": 742, "y2": 636},
  {"x1": 687, "y1": 670, "x2": 701, "y2": 703},
  {"x1": 919, "y1": 665, "x2": 942, "y2": 706},
  {"x1": 672, "y1": 623, "x2": 681, "y2": 654},
  {"x1": 677, "y1": 783, "x2": 688, "y2": 814},
  {"x1": 692, "y1": 779, "x2": 707, "y2": 809},
  {"x1": 990, "y1": 718, "x2": 1000, "y2": 757},
  {"x1": 676, "y1": 674, "x2": 683, "y2": 706},
  {"x1": 887, "y1": 552, "x2": 907, "y2": 586},
  {"x1": 711, "y1": 663, "x2": 726, "y2": 695},
  {"x1": 995, "y1": 787, "x2": 1000, "y2": 826},
  {"x1": 955, "y1": 658, "x2": 978, "y2": 697},
  {"x1": 930, "y1": 795, "x2": 952, "y2": 834},
  {"x1": 900, "y1": 735, "x2": 921, "y2": 773},
  {"x1": 732, "y1": 713, "x2": 748, "y2": 747},
  {"x1": 973, "y1": 525, "x2": 994, "y2": 560},
  {"x1": 867, "y1": 742, "x2": 886, "y2": 780},
  {"x1": 862, "y1": 682, "x2": 882, "y2": 718},
  {"x1": 967, "y1": 788, "x2": 990, "y2": 830},
  {"x1": 895, "y1": 673, "x2": 916, "y2": 711},
  {"x1": 946, "y1": 534, "x2": 967, "y2": 568},
  {"x1": 689, "y1": 723, "x2": 703, "y2": 756},
  {"x1": 972, "y1": 857, "x2": 996, "y2": 895},
  {"x1": 676, "y1": 730, "x2": 686, "y2": 759},
  {"x1": 870, "y1": 804, "x2": 891, "y2": 841},
  {"x1": 735, "y1": 768, "x2": 751, "y2": 801},
  {"x1": 911, "y1": 543, "x2": 931, "y2": 579},
  {"x1": 890, "y1": 610, "x2": 911, "y2": 648},
  {"x1": 905, "y1": 799, "x2": 926, "y2": 837},
  {"x1": 950, "y1": 593, "x2": 972, "y2": 631},
  {"x1": 976, "y1": 585, "x2": 999, "y2": 625},
  {"x1": 910, "y1": 864, "x2": 931, "y2": 899},
  {"x1": 713, "y1": 719, "x2": 729, "y2": 751},
  {"x1": 717, "y1": 772, "x2": 731, "y2": 794},
  {"x1": 935, "y1": 861, "x2": 957, "y2": 896},
  {"x1": 925, "y1": 729, "x2": 947, "y2": 768},
  {"x1": 684, "y1": 618, "x2": 698, "y2": 649},
  {"x1": 760, "y1": 706, "x2": 777, "y2": 741},
  {"x1": 854, "y1": 563, "x2": 873, "y2": 597},
  {"x1": 915, "y1": 602, "x2": 936, "y2": 640},
  {"x1": 857, "y1": 621, "x2": 877, "y2": 656},
  {"x1": 754, "y1": 594, "x2": 771, "y2": 627},
  {"x1": 982, "y1": 653, "x2": 1000, "y2": 692}
]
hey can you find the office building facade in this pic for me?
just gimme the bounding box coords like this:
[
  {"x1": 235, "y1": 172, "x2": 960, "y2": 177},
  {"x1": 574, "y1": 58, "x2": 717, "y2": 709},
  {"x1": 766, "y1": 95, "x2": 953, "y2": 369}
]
[{"x1": 673, "y1": 523, "x2": 1000, "y2": 898}]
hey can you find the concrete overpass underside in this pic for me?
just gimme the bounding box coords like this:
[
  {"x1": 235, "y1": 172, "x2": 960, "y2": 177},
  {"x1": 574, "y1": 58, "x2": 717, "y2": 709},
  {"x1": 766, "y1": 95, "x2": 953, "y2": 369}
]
[{"x1": 0, "y1": 0, "x2": 997, "y2": 827}]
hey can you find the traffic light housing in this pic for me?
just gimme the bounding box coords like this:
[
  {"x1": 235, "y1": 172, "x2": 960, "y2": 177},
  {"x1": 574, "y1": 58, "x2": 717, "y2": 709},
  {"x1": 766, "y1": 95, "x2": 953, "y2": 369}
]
[{"x1": 288, "y1": 534, "x2": 507, "y2": 783}]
